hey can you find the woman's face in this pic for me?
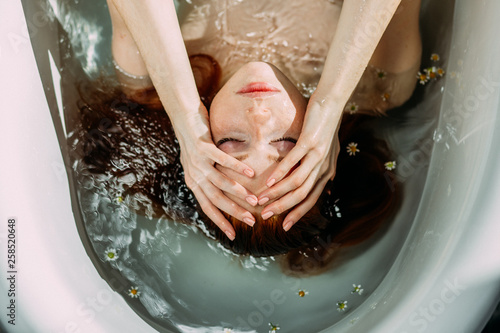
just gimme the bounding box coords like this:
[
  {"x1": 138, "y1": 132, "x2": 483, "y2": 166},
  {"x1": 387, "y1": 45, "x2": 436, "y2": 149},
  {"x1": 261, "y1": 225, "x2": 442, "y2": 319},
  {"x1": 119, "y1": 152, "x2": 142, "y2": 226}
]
[{"x1": 210, "y1": 62, "x2": 307, "y2": 214}]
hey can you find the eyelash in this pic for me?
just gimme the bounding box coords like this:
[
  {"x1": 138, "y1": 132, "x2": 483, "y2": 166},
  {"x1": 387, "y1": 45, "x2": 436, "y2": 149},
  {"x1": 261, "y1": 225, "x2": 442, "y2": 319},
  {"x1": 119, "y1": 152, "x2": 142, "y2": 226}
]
[
  {"x1": 272, "y1": 137, "x2": 297, "y2": 144},
  {"x1": 217, "y1": 137, "x2": 297, "y2": 145},
  {"x1": 216, "y1": 138, "x2": 243, "y2": 145}
]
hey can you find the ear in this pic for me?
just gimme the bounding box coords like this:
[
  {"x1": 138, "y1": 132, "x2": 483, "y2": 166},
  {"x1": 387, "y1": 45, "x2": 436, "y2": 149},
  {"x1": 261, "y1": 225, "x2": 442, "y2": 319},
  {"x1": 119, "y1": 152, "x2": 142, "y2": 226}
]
[{"x1": 189, "y1": 54, "x2": 221, "y2": 106}]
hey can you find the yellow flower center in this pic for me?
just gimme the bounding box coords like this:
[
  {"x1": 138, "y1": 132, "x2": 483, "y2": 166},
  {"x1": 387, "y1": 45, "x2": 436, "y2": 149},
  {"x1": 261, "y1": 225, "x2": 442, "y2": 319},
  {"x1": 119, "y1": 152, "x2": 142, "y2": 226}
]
[
  {"x1": 298, "y1": 291, "x2": 305, "y2": 297},
  {"x1": 107, "y1": 252, "x2": 115, "y2": 259},
  {"x1": 131, "y1": 289, "x2": 137, "y2": 295}
]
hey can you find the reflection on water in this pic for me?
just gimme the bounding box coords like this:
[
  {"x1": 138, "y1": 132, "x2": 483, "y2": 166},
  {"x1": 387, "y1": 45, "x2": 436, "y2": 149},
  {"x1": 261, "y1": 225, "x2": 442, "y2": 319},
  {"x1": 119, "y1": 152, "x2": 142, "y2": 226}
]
[{"x1": 56, "y1": 0, "x2": 452, "y2": 332}]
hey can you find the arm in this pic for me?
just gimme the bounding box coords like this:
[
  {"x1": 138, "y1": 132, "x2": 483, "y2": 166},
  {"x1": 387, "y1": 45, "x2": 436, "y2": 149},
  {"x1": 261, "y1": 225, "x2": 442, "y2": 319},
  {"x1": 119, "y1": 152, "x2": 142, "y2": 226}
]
[
  {"x1": 258, "y1": 0, "x2": 404, "y2": 230},
  {"x1": 107, "y1": 0, "x2": 258, "y2": 239}
]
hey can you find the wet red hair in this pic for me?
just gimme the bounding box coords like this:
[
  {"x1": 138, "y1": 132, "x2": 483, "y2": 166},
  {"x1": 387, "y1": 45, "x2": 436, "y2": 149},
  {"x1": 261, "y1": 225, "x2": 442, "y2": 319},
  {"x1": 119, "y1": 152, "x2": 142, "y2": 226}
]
[{"x1": 71, "y1": 55, "x2": 401, "y2": 276}]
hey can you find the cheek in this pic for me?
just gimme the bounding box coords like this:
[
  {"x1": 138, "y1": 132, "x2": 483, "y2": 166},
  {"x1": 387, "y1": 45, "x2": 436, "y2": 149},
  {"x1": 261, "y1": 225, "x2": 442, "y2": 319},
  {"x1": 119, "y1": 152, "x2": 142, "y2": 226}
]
[
  {"x1": 274, "y1": 141, "x2": 296, "y2": 155},
  {"x1": 218, "y1": 141, "x2": 246, "y2": 154},
  {"x1": 210, "y1": 113, "x2": 231, "y2": 140}
]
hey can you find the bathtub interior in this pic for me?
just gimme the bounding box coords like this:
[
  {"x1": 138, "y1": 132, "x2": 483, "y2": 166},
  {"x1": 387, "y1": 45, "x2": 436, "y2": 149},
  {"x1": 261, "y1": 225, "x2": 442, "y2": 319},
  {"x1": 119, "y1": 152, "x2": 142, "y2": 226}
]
[{"x1": 1, "y1": 0, "x2": 500, "y2": 332}]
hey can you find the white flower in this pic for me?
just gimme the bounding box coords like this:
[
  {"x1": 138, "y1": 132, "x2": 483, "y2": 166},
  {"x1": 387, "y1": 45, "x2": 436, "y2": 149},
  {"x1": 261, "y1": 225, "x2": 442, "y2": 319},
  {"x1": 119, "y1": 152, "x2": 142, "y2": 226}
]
[
  {"x1": 347, "y1": 143, "x2": 360, "y2": 156},
  {"x1": 345, "y1": 102, "x2": 359, "y2": 114},
  {"x1": 424, "y1": 67, "x2": 438, "y2": 80},
  {"x1": 430, "y1": 53, "x2": 440, "y2": 62},
  {"x1": 104, "y1": 248, "x2": 118, "y2": 261},
  {"x1": 384, "y1": 161, "x2": 397, "y2": 170},
  {"x1": 376, "y1": 68, "x2": 387, "y2": 79},
  {"x1": 351, "y1": 284, "x2": 364, "y2": 295},
  {"x1": 128, "y1": 286, "x2": 140, "y2": 298},
  {"x1": 223, "y1": 329, "x2": 233, "y2": 333},
  {"x1": 337, "y1": 300, "x2": 348, "y2": 312},
  {"x1": 269, "y1": 323, "x2": 280, "y2": 332},
  {"x1": 297, "y1": 290, "x2": 309, "y2": 297},
  {"x1": 417, "y1": 71, "x2": 428, "y2": 85}
]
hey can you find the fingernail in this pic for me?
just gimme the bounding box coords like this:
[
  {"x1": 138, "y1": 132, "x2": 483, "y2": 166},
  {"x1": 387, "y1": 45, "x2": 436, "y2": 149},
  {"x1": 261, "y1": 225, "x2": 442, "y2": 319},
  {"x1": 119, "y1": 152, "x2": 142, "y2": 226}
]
[
  {"x1": 283, "y1": 220, "x2": 294, "y2": 232},
  {"x1": 244, "y1": 169, "x2": 254, "y2": 177},
  {"x1": 258, "y1": 197, "x2": 269, "y2": 205},
  {"x1": 246, "y1": 195, "x2": 258, "y2": 206},
  {"x1": 262, "y1": 211, "x2": 274, "y2": 220},
  {"x1": 224, "y1": 229, "x2": 235, "y2": 241},
  {"x1": 266, "y1": 178, "x2": 276, "y2": 187},
  {"x1": 243, "y1": 217, "x2": 255, "y2": 226}
]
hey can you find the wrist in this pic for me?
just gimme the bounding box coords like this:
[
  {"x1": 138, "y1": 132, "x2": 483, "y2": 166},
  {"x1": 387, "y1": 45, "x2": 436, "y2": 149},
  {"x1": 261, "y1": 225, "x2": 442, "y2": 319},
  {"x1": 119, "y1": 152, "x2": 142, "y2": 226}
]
[
  {"x1": 170, "y1": 104, "x2": 212, "y2": 145},
  {"x1": 308, "y1": 91, "x2": 344, "y2": 122}
]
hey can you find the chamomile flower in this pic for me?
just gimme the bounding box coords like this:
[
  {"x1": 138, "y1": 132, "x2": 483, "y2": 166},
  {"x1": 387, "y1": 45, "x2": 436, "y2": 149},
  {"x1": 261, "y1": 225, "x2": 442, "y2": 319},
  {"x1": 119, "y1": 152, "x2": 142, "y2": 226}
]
[
  {"x1": 337, "y1": 300, "x2": 348, "y2": 312},
  {"x1": 384, "y1": 161, "x2": 397, "y2": 170},
  {"x1": 345, "y1": 102, "x2": 359, "y2": 114},
  {"x1": 376, "y1": 68, "x2": 387, "y2": 79},
  {"x1": 346, "y1": 143, "x2": 360, "y2": 156},
  {"x1": 334, "y1": 203, "x2": 341, "y2": 218},
  {"x1": 424, "y1": 67, "x2": 438, "y2": 80},
  {"x1": 297, "y1": 290, "x2": 309, "y2": 297},
  {"x1": 116, "y1": 195, "x2": 123, "y2": 203},
  {"x1": 128, "y1": 286, "x2": 140, "y2": 298},
  {"x1": 430, "y1": 53, "x2": 440, "y2": 62},
  {"x1": 104, "y1": 248, "x2": 118, "y2": 261},
  {"x1": 269, "y1": 323, "x2": 280, "y2": 332},
  {"x1": 351, "y1": 284, "x2": 364, "y2": 295},
  {"x1": 417, "y1": 71, "x2": 428, "y2": 85},
  {"x1": 436, "y1": 67, "x2": 445, "y2": 77}
]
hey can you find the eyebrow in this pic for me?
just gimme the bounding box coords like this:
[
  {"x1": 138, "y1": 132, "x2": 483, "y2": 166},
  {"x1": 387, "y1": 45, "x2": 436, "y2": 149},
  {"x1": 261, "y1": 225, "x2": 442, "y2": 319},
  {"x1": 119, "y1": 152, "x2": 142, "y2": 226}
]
[{"x1": 233, "y1": 154, "x2": 284, "y2": 163}]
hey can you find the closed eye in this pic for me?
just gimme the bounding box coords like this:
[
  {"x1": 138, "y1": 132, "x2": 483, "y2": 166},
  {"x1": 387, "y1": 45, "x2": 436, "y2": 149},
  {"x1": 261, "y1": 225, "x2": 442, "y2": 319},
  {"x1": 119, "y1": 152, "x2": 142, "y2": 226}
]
[
  {"x1": 271, "y1": 137, "x2": 297, "y2": 144},
  {"x1": 216, "y1": 138, "x2": 244, "y2": 146}
]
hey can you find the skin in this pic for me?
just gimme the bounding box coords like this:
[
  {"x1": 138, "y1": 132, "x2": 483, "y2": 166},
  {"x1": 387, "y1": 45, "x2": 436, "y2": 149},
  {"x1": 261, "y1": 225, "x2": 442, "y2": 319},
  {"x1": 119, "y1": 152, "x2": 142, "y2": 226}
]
[
  {"x1": 108, "y1": 0, "x2": 421, "y2": 239},
  {"x1": 210, "y1": 62, "x2": 307, "y2": 219}
]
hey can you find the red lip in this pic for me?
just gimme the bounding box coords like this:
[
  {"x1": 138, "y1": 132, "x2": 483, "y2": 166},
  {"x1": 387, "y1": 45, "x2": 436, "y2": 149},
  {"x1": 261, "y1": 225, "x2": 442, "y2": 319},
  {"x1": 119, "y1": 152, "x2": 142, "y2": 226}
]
[{"x1": 237, "y1": 82, "x2": 280, "y2": 96}]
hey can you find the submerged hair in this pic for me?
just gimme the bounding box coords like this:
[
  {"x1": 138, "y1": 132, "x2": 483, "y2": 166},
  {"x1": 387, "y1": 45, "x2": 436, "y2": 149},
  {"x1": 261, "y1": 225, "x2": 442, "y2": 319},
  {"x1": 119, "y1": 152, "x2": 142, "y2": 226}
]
[{"x1": 70, "y1": 55, "x2": 401, "y2": 276}]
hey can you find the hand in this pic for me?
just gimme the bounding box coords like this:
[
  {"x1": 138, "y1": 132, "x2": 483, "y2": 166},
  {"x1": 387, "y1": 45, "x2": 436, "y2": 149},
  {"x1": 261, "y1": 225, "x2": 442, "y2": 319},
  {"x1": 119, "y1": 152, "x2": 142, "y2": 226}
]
[
  {"x1": 176, "y1": 106, "x2": 258, "y2": 241},
  {"x1": 257, "y1": 98, "x2": 343, "y2": 231}
]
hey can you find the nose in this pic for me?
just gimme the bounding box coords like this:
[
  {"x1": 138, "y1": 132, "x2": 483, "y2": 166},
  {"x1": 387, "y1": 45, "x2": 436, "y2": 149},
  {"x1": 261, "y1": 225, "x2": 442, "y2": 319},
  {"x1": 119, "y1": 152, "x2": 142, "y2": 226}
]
[{"x1": 247, "y1": 104, "x2": 272, "y2": 126}]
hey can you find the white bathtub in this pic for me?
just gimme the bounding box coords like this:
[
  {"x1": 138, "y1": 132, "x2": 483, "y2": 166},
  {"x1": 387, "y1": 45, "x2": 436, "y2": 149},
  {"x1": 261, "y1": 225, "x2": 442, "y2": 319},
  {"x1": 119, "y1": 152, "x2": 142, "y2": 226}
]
[{"x1": 1, "y1": 0, "x2": 500, "y2": 332}]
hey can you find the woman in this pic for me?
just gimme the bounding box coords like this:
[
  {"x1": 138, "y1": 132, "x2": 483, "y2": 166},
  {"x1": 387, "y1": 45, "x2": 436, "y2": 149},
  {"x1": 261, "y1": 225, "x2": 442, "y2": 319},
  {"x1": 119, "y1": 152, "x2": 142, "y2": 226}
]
[
  {"x1": 72, "y1": 0, "x2": 419, "y2": 272},
  {"x1": 106, "y1": 0, "x2": 422, "y2": 239},
  {"x1": 72, "y1": 62, "x2": 401, "y2": 274}
]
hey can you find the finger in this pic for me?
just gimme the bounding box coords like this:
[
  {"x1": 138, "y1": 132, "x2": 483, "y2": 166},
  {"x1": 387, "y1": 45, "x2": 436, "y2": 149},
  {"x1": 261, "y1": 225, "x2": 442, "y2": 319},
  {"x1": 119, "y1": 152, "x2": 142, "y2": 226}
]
[
  {"x1": 199, "y1": 180, "x2": 256, "y2": 227},
  {"x1": 282, "y1": 175, "x2": 330, "y2": 231},
  {"x1": 265, "y1": 144, "x2": 309, "y2": 187},
  {"x1": 261, "y1": 169, "x2": 320, "y2": 219},
  {"x1": 208, "y1": 170, "x2": 258, "y2": 206},
  {"x1": 210, "y1": 147, "x2": 255, "y2": 178},
  {"x1": 258, "y1": 152, "x2": 321, "y2": 203},
  {"x1": 191, "y1": 186, "x2": 237, "y2": 240}
]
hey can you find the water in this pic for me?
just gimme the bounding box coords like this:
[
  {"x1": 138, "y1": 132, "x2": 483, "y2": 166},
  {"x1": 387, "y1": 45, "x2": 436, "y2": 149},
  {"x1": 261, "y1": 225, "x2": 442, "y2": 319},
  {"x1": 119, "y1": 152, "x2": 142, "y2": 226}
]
[{"x1": 56, "y1": 0, "x2": 452, "y2": 332}]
